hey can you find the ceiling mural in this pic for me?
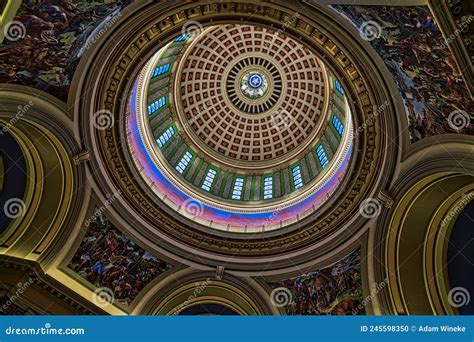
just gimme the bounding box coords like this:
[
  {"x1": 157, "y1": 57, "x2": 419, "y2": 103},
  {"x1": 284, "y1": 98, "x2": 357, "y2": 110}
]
[
  {"x1": 0, "y1": 0, "x2": 132, "y2": 102},
  {"x1": 268, "y1": 249, "x2": 363, "y2": 315},
  {"x1": 331, "y1": 5, "x2": 473, "y2": 142},
  {"x1": 68, "y1": 209, "x2": 173, "y2": 307}
]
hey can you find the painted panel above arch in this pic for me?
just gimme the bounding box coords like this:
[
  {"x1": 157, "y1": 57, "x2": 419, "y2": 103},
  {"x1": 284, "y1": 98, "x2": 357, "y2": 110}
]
[
  {"x1": 267, "y1": 249, "x2": 363, "y2": 315},
  {"x1": 0, "y1": 0, "x2": 132, "y2": 102},
  {"x1": 68, "y1": 209, "x2": 174, "y2": 308},
  {"x1": 331, "y1": 5, "x2": 474, "y2": 143}
]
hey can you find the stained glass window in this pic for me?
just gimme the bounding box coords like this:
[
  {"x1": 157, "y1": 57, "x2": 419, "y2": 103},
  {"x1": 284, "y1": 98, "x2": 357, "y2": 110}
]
[
  {"x1": 148, "y1": 96, "x2": 167, "y2": 115},
  {"x1": 263, "y1": 175, "x2": 273, "y2": 199},
  {"x1": 316, "y1": 145, "x2": 329, "y2": 169},
  {"x1": 152, "y1": 63, "x2": 170, "y2": 78},
  {"x1": 332, "y1": 115, "x2": 344, "y2": 136},
  {"x1": 292, "y1": 165, "x2": 303, "y2": 189},
  {"x1": 232, "y1": 177, "x2": 245, "y2": 200},
  {"x1": 201, "y1": 168, "x2": 217, "y2": 191},
  {"x1": 176, "y1": 151, "x2": 192, "y2": 174},
  {"x1": 157, "y1": 126, "x2": 175, "y2": 148}
]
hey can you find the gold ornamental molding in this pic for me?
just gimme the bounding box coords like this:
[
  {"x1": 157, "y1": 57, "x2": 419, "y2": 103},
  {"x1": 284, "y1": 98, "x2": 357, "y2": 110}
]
[{"x1": 75, "y1": 0, "x2": 398, "y2": 269}]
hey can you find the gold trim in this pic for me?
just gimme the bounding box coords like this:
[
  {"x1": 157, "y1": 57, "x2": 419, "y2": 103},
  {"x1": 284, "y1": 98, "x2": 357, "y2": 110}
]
[{"x1": 32, "y1": 120, "x2": 74, "y2": 255}]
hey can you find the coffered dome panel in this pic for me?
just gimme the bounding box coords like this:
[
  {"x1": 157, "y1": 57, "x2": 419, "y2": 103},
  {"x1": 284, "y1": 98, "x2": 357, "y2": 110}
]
[{"x1": 177, "y1": 24, "x2": 328, "y2": 167}]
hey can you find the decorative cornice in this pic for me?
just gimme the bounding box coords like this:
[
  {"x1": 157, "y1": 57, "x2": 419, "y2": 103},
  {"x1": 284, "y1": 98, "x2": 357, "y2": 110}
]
[{"x1": 0, "y1": 256, "x2": 103, "y2": 315}]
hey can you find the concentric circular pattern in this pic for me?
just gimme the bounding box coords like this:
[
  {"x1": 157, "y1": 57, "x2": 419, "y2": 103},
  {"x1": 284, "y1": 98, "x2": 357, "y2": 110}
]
[
  {"x1": 227, "y1": 57, "x2": 281, "y2": 112},
  {"x1": 178, "y1": 24, "x2": 327, "y2": 164}
]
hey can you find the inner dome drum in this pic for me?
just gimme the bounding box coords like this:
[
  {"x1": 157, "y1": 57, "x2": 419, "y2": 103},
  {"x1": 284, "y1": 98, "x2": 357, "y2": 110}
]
[{"x1": 126, "y1": 24, "x2": 354, "y2": 233}]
